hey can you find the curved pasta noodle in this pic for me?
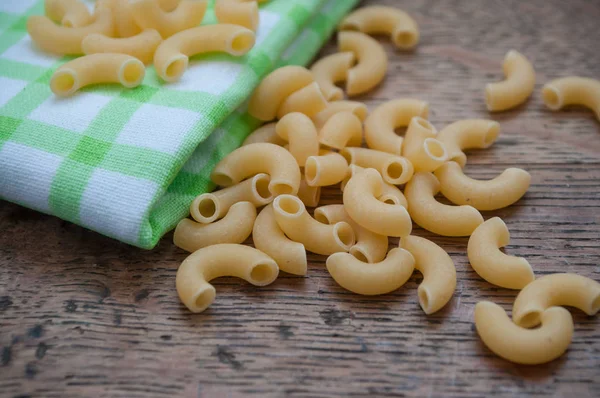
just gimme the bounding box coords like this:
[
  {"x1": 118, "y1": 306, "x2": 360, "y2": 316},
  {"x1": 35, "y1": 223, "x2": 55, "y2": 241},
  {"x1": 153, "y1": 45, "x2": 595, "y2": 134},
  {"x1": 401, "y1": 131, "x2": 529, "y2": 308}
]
[
  {"x1": 436, "y1": 119, "x2": 500, "y2": 168},
  {"x1": 313, "y1": 100, "x2": 368, "y2": 129},
  {"x1": 277, "y1": 82, "x2": 328, "y2": 119},
  {"x1": 343, "y1": 168, "x2": 412, "y2": 237},
  {"x1": 485, "y1": 50, "x2": 535, "y2": 112},
  {"x1": 339, "y1": 6, "x2": 419, "y2": 50},
  {"x1": 50, "y1": 54, "x2": 145, "y2": 97},
  {"x1": 310, "y1": 52, "x2": 355, "y2": 101},
  {"x1": 402, "y1": 117, "x2": 448, "y2": 172},
  {"x1": 249, "y1": 66, "x2": 315, "y2": 121},
  {"x1": 215, "y1": 0, "x2": 259, "y2": 31},
  {"x1": 542, "y1": 76, "x2": 600, "y2": 121},
  {"x1": 399, "y1": 236, "x2": 456, "y2": 314},
  {"x1": 190, "y1": 173, "x2": 272, "y2": 223},
  {"x1": 109, "y1": 0, "x2": 142, "y2": 38},
  {"x1": 341, "y1": 147, "x2": 414, "y2": 185},
  {"x1": 404, "y1": 172, "x2": 483, "y2": 237},
  {"x1": 275, "y1": 113, "x2": 320, "y2": 167},
  {"x1": 82, "y1": 29, "x2": 163, "y2": 65},
  {"x1": 45, "y1": 0, "x2": 92, "y2": 28},
  {"x1": 315, "y1": 204, "x2": 388, "y2": 264},
  {"x1": 131, "y1": 0, "x2": 207, "y2": 38},
  {"x1": 475, "y1": 301, "x2": 573, "y2": 365},
  {"x1": 305, "y1": 152, "x2": 348, "y2": 187},
  {"x1": 338, "y1": 31, "x2": 387, "y2": 96},
  {"x1": 211, "y1": 143, "x2": 301, "y2": 196},
  {"x1": 326, "y1": 248, "x2": 415, "y2": 295},
  {"x1": 435, "y1": 161, "x2": 531, "y2": 210},
  {"x1": 242, "y1": 123, "x2": 285, "y2": 146},
  {"x1": 341, "y1": 165, "x2": 408, "y2": 208},
  {"x1": 318, "y1": 111, "x2": 363, "y2": 150},
  {"x1": 364, "y1": 98, "x2": 429, "y2": 155},
  {"x1": 253, "y1": 205, "x2": 307, "y2": 276},
  {"x1": 297, "y1": 177, "x2": 321, "y2": 207},
  {"x1": 27, "y1": 9, "x2": 114, "y2": 55},
  {"x1": 273, "y1": 195, "x2": 355, "y2": 255},
  {"x1": 176, "y1": 244, "x2": 279, "y2": 313},
  {"x1": 512, "y1": 273, "x2": 600, "y2": 328},
  {"x1": 467, "y1": 217, "x2": 534, "y2": 290},
  {"x1": 174, "y1": 202, "x2": 256, "y2": 252}
]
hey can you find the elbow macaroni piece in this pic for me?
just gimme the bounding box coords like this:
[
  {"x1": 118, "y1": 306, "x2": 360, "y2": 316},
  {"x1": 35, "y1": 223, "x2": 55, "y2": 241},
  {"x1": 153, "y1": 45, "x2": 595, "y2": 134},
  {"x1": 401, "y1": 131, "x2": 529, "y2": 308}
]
[
  {"x1": 326, "y1": 248, "x2": 415, "y2": 295},
  {"x1": 512, "y1": 273, "x2": 600, "y2": 328},
  {"x1": 338, "y1": 31, "x2": 388, "y2": 96},
  {"x1": 343, "y1": 168, "x2": 412, "y2": 237},
  {"x1": 190, "y1": 173, "x2": 272, "y2": 223},
  {"x1": 485, "y1": 50, "x2": 535, "y2": 112},
  {"x1": 467, "y1": 217, "x2": 534, "y2": 290},
  {"x1": 276, "y1": 82, "x2": 328, "y2": 119},
  {"x1": 364, "y1": 98, "x2": 429, "y2": 155},
  {"x1": 215, "y1": 0, "x2": 259, "y2": 31},
  {"x1": 242, "y1": 123, "x2": 286, "y2": 146},
  {"x1": 176, "y1": 244, "x2": 279, "y2": 313},
  {"x1": 45, "y1": 0, "x2": 92, "y2": 28},
  {"x1": 174, "y1": 202, "x2": 256, "y2": 252},
  {"x1": 399, "y1": 236, "x2": 456, "y2": 314},
  {"x1": 435, "y1": 161, "x2": 531, "y2": 210},
  {"x1": 475, "y1": 301, "x2": 573, "y2": 365},
  {"x1": 310, "y1": 52, "x2": 355, "y2": 101},
  {"x1": 211, "y1": 143, "x2": 301, "y2": 196},
  {"x1": 436, "y1": 119, "x2": 500, "y2": 168},
  {"x1": 402, "y1": 117, "x2": 448, "y2": 172},
  {"x1": 341, "y1": 147, "x2": 414, "y2": 185},
  {"x1": 297, "y1": 177, "x2": 321, "y2": 207},
  {"x1": 131, "y1": 0, "x2": 207, "y2": 38},
  {"x1": 154, "y1": 24, "x2": 255, "y2": 82},
  {"x1": 404, "y1": 172, "x2": 483, "y2": 237},
  {"x1": 275, "y1": 113, "x2": 320, "y2": 167},
  {"x1": 542, "y1": 76, "x2": 600, "y2": 121},
  {"x1": 304, "y1": 152, "x2": 349, "y2": 187},
  {"x1": 253, "y1": 205, "x2": 307, "y2": 276},
  {"x1": 50, "y1": 53, "x2": 145, "y2": 97},
  {"x1": 273, "y1": 195, "x2": 355, "y2": 255},
  {"x1": 341, "y1": 165, "x2": 408, "y2": 208},
  {"x1": 111, "y1": 0, "x2": 143, "y2": 38},
  {"x1": 339, "y1": 5, "x2": 419, "y2": 50},
  {"x1": 318, "y1": 111, "x2": 363, "y2": 150},
  {"x1": 82, "y1": 29, "x2": 163, "y2": 65},
  {"x1": 312, "y1": 100, "x2": 368, "y2": 129}
]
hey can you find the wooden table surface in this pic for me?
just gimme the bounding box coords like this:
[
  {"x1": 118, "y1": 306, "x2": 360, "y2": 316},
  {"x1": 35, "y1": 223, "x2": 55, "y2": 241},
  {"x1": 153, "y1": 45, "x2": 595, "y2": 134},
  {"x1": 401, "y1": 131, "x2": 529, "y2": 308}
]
[{"x1": 1, "y1": 0, "x2": 600, "y2": 397}]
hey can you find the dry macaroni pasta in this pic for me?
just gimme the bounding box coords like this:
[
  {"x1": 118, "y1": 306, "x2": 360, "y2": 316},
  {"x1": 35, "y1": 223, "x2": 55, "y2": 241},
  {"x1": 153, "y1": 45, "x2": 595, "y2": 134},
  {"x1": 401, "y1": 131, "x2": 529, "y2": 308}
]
[
  {"x1": 110, "y1": 0, "x2": 143, "y2": 38},
  {"x1": 215, "y1": 0, "x2": 259, "y2": 31},
  {"x1": 318, "y1": 111, "x2": 363, "y2": 150},
  {"x1": 276, "y1": 82, "x2": 328, "y2": 119},
  {"x1": 310, "y1": 52, "x2": 355, "y2": 101},
  {"x1": 275, "y1": 113, "x2": 320, "y2": 167},
  {"x1": 338, "y1": 31, "x2": 388, "y2": 96},
  {"x1": 242, "y1": 123, "x2": 285, "y2": 146},
  {"x1": 542, "y1": 76, "x2": 600, "y2": 121},
  {"x1": 402, "y1": 117, "x2": 448, "y2": 172},
  {"x1": 304, "y1": 152, "x2": 349, "y2": 187},
  {"x1": 45, "y1": 0, "x2": 92, "y2": 28},
  {"x1": 297, "y1": 178, "x2": 321, "y2": 207},
  {"x1": 312, "y1": 100, "x2": 369, "y2": 129},
  {"x1": 82, "y1": 29, "x2": 163, "y2": 65},
  {"x1": 341, "y1": 147, "x2": 414, "y2": 185},
  {"x1": 341, "y1": 165, "x2": 408, "y2": 208},
  {"x1": 436, "y1": 119, "x2": 500, "y2": 168},
  {"x1": 131, "y1": 0, "x2": 207, "y2": 38},
  {"x1": 485, "y1": 50, "x2": 535, "y2": 112}
]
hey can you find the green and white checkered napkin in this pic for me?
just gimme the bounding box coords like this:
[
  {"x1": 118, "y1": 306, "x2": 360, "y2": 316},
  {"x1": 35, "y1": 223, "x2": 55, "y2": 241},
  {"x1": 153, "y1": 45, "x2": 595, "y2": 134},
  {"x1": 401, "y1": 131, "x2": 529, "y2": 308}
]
[{"x1": 0, "y1": 0, "x2": 358, "y2": 248}]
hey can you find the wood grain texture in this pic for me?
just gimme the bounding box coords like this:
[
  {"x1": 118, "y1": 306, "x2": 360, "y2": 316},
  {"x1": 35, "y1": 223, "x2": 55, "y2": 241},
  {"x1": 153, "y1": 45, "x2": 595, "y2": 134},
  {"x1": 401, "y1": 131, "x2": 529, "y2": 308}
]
[{"x1": 1, "y1": 0, "x2": 600, "y2": 396}]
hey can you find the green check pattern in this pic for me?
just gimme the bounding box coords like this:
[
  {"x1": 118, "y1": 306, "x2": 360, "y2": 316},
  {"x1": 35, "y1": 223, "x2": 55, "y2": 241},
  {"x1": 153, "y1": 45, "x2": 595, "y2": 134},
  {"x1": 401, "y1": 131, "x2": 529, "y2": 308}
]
[{"x1": 0, "y1": 0, "x2": 358, "y2": 249}]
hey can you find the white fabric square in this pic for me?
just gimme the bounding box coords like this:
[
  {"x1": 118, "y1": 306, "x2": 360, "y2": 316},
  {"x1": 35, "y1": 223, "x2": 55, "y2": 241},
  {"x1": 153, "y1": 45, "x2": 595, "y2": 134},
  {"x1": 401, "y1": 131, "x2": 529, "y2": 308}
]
[
  {"x1": 255, "y1": 10, "x2": 281, "y2": 47},
  {"x1": 79, "y1": 169, "x2": 159, "y2": 243},
  {"x1": 0, "y1": 0, "x2": 38, "y2": 14},
  {"x1": 182, "y1": 128, "x2": 227, "y2": 173},
  {"x1": 167, "y1": 60, "x2": 244, "y2": 94},
  {"x1": 1, "y1": 36, "x2": 60, "y2": 67},
  {"x1": 0, "y1": 77, "x2": 28, "y2": 108},
  {"x1": 0, "y1": 142, "x2": 62, "y2": 213},
  {"x1": 28, "y1": 92, "x2": 112, "y2": 133},
  {"x1": 116, "y1": 103, "x2": 201, "y2": 154}
]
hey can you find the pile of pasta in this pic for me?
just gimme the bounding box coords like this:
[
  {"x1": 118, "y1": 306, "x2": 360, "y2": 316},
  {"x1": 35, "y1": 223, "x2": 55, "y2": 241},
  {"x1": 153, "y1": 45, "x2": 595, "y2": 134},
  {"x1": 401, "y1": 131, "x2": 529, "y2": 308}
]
[{"x1": 27, "y1": 0, "x2": 268, "y2": 96}]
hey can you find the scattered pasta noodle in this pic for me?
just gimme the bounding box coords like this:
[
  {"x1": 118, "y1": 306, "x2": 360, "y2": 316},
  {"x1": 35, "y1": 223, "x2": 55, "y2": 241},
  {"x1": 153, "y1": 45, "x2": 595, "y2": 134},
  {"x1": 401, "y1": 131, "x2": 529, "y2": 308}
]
[
  {"x1": 467, "y1": 217, "x2": 534, "y2": 290},
  {"x1": 313, "y1": 101, "x2": 369, "y2": 129},
  {"x1": 310, "y1": 52, "x2": 355, "y2": 101},
  {"x1": 275, "y1": 113, "x2": 320, "y2": 167},
  {"x1": 318, "y1": 111, "x2": 363, "y2": 150},
  {"x1": 436, "y1": 119, "x2": 500, "y2": 168},
  {"x1": 402, "y1": 117, "x2": 448, "y2": 172},
  {"x1": 338, "y1": 31, "x2": 388, "y2": 96},
  {"x1": 215, "y1": 0, "x2": 265, "y2": 31},
  {"x1": 50, "y1": 53, "x2": 145, "y2": 97},
  {"x1": 111, "y1": 0, "x2": 143, "y2": 38},
  {"x1": 304, "y1": 152, "x2": 349, "y2": 187},
  {"x1": 82, "y1": 29, "x2": 163, "y2": 65},
  {"x1": 542, "y1": 76, "x2": 600, "y2": 121},
  {"x1": 297, "y1": 177, "x2": 321, "y2": 207},
  {"x1": 131, "y1": 0, "x2": 207, "y2": 38},
  {"x1": 176, "y1": 244, "x2": 279, "y2": 313},
  {"x1": 242, "y1": 123, "x2": 285, "y2": 146},
  {"x1": 341, "y1": 147, "x2": 414, "y2": 185},
  {"x1": 341, "y1": 165, "x2": 408, "y2": 208},
  {"x1": 45, "y1": 0, "x2": 92, "y2": 28},
  {"x1": 485, "y1": 50, "x2": 535, "y2": 112},
  {"x1": 276, "y1": 82, "x2": 328, "y2": 119}
]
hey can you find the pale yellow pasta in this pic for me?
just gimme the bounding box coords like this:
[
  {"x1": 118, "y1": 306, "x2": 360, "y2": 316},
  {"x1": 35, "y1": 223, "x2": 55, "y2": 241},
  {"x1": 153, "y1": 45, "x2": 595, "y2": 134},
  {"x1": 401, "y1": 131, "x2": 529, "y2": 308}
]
[
  {"x1": 475, "y1": 301, "x2": 573, "y2": 365},
  {"x1": 339, "y1": 5, "x2": 419, "y2": 50},
  {"x1": 399, "y1": 236, "x2": 456, "y2": 314},
  {"x1": 276, "y1": 82, "x2": 328, "y2": 119},
  {"x1": 343, "y1": 168, "x2": 412, "y2": 237},
  {"x1": 305, "y1": 152, "x2": 348, "y2": 187},
  {"x1": 176, "y1": 244, "x2": 279, "y2": 313},
  {"x1": 312, "y1": 100, "x2": 368, "y2": 130},
  {"x1": 253, "y1": 205, "x2": 307, "y2": 276},
  {"x1": 512, "y1": 273, "x2": 600, "y2": 328},
  {"x1": 318, "y1": 111, "x2": 363, "y2": 150},
  {"x1": 340, "y1": 147, "x2": 414, "y2": 185},
  {"x1": 109, "y1": 0, "x2": 142, "y2": 38},
  {"x1": 158, "y1": 0, "x2": 181, "y2": 12},
  {"x1": 436, "y1": 119, "x2": 500, "y2": 168},
  {"x1": 174, "y1": 202, "x2": 256, "y2": 252},
  {"x1": 27, "y1": 9, "x2": 114, "y2": 55},
  {"x1": 338, "y1": 31, "x2": 387, "y2": 96},
  {"x1": 242, "y1": 123, "x2": 285, "y2": 146},
  {"x1": 467, "y1": 217, "x2": 534, "y2": 290},
  {"x1": 364, "y1": 98, "x2": 429, "y2": 155},
  {"x1": 404, "y1": 172, "x2": 483, "y2": 237},
  {"x1": 82, "y1": 29, "x2": 163, "y2": 65},
  {"x1": 275, "y1": 113, "x2": 319, "y2": 167},
  {"x1": 131, "y1": 0, "x2": 207, "y2": 38},
  {"x1": 45, "y1": 0, "x2": 92, "y2": 28},
  {"x1": 485, "y1": 50, "x2": 535, "y2": 112},
  {"x1": 50, "y1": 54, "x2": 145, "y2": 97},
  {"x1": 402, "y1": 117, "x2": 448, "y2": 172},
  {"x1": 211, "y1": 143, "x2": 301, "y2": 196},
  {"x1": 190, "y1": 173, "x2": 272, "y2": 223},
  {"x1": 542, "y1": 76, "x2": 600, "y2": 121},
  {"x1": 315, "y1": 204, "x2": 388, "y2": 264},
  {"x1": 435, "y1": 161, "x2": 531, "y2": 210},
  {"x1": 297, "y1": 178, "x2": 321, "y2": 207},
  {"x1": 215, "y1": 0, "x2": 259, "y2": 31},
  {"x1": 340, "y1": 165, "x2": 408, "y2": 208},
  {"x1": 272, "y1": 195, "x2": 355, "y2": 255},
  {"x1": 154, "y1": 24, "x2": 255, "y2": 82},
  {"x1": 310, "y1": 52, "x2": 355, "y2": 101},
  {"x1": 326, "y1": 248, "x2": 415, "y2": 295},
  {"x1": 248, "y1": 66, "x2": 315, "y2": 121}
]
